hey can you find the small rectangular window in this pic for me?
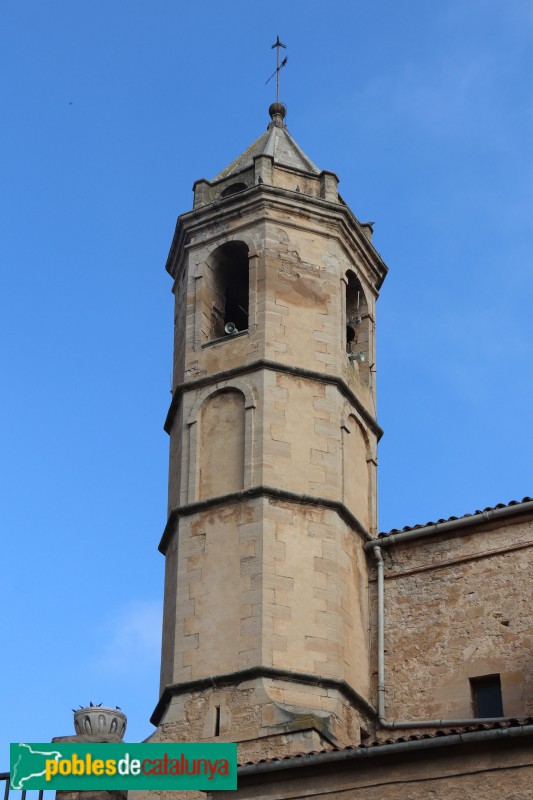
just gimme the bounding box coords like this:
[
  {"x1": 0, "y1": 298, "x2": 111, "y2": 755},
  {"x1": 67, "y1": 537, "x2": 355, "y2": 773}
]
[{"x1": 470, "y1": 674, "x2": 503, "y2": 717}]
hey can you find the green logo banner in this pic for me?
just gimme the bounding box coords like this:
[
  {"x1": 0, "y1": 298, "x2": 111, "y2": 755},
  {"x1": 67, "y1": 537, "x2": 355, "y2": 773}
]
[{"x1": 10, "y1": 742, "x2": 237, "y2": 790}]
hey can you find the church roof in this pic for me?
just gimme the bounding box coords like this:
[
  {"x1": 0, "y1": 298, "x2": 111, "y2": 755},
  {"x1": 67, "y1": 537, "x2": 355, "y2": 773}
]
[
  {"x1": 211, "y1": 102, "x2": 320, "y2": 181},
  {"x1": 238, "y1": 717, "x2": 533, "y2": 772},
  {"x1": 378, "y1": 496, "x2": 533, "y2": 538}
]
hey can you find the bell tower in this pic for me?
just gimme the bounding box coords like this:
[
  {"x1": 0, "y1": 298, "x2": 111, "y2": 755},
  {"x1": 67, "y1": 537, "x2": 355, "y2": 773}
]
[{"x1": 151, "y1": 100, "x2": 388, "y2": 762}]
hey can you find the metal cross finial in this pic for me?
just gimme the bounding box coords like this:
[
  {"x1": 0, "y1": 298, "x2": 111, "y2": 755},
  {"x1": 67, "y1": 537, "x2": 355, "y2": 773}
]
[{"x1": 269, "y1": 35, "x2": 287, "y2": 103}]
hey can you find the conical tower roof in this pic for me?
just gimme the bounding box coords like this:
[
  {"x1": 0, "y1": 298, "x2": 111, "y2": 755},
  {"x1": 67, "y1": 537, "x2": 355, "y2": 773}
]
[{"x1": 212, "y1": 103, "x2": 319, "y2": 181}]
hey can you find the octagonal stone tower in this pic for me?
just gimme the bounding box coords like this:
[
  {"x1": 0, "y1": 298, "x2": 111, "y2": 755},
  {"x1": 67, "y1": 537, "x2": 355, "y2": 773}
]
[{"x1": 151, "y1": 103, "x2": 388, "y2": 762}]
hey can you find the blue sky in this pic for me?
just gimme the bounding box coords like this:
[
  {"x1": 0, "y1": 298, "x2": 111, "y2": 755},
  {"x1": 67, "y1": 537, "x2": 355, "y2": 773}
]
[{"x1": 1, "y1": 0, "x2": 532, "y2": 765}]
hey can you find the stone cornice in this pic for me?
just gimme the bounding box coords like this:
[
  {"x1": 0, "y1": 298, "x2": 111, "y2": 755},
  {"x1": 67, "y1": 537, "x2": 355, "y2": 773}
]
[
  {"x1": 164, "y1": 359, "x2": 383, "y2": 440},
  {"x1": 151, "y1": 665, "x2": 377, "y2": 727},
  {"x1": 158, "y1": 485, "x2": 373, "y2": 556},
  {"x1": 165, "y1": 184, "x2": 388, "y2": 291}
]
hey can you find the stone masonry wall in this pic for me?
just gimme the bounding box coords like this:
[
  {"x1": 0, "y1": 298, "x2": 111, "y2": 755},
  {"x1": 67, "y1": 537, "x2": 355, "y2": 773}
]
[
  {"x1": 172, "y1": 197, "x2": 378, "y2": 418},
  {"x1": 153, "y1": 676, "x2": 370, "y2": 759},
  {"x1": 160, "y1": 498, "x2": 371, "y2": 700},
  {"x1": 215, "y1": 738, "x2": 533, "y2": 800},
  {"x1": 156, "y1": 493, "x2": 375, "y2": 749},
  {"x1": 369, "y1": 516, "x2": 533, "y2": 723},
  {"x1": 166, "y1": 369, "x2": 376, "y2": 530}
]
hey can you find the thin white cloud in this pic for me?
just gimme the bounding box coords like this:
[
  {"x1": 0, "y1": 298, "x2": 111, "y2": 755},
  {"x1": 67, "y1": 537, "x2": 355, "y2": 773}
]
[{"x1": 93, "y1": 600, "x2": 162, "y2": 674}]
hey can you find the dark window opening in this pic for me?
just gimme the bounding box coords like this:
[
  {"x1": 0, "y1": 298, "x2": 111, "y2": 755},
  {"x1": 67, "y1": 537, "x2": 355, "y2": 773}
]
[
  {"x1": 224, "y1": 266, "x2": 248, "y2": 332},
  {"x1": 220, "y1": 182, "x2": 247, "y2": 198},
  {"x1": 214, "y1": 706, "x2": 221, "y2": 737},
  {"x1": 208, "y1": 242, "x2": 249, "y2": 339},
  {"x1": 345, "y1": 271, "x2": 367, "y2": 355},
  {"x1": 345, "y1": 271, "x2": 371, "y2": 383},
  {"x1": 470, "y1": 674, "x2": 503, "y2": 717}
]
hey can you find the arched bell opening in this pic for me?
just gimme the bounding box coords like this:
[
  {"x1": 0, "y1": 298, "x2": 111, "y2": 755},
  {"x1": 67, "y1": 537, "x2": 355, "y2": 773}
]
[
  {"x1": 204, "y1": 241, "x2": 249, "y2": 340},
  {"x1": 345, "y1": 270, "x2": 371, "y2": 384}
]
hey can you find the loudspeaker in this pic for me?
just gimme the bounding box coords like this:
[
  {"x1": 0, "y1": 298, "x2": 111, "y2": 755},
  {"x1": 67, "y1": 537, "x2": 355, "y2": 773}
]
[{"x1": 225, "y1": 322, "x2": 238, "y2": 335}]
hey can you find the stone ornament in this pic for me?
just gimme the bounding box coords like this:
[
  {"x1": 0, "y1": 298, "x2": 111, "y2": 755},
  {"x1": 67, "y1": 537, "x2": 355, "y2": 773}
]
[{"x1": 73, "y1": 706, "x2": 127, "y2": 739}]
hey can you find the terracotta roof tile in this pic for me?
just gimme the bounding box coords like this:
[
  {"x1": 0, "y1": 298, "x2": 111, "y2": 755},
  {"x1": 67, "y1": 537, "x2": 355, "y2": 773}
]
[
  {"x1": 378, "y1": 497, "x2": 532, "y2": 538},
  {"x1": 237, "y1": 717, "x2": 533, "y2": 768}
]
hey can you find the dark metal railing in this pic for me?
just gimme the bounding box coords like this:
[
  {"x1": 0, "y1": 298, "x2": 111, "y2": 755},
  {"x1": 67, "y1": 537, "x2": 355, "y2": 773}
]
[{"x1": 0, "y1": 773, "x2": 44, "y2": 800}]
